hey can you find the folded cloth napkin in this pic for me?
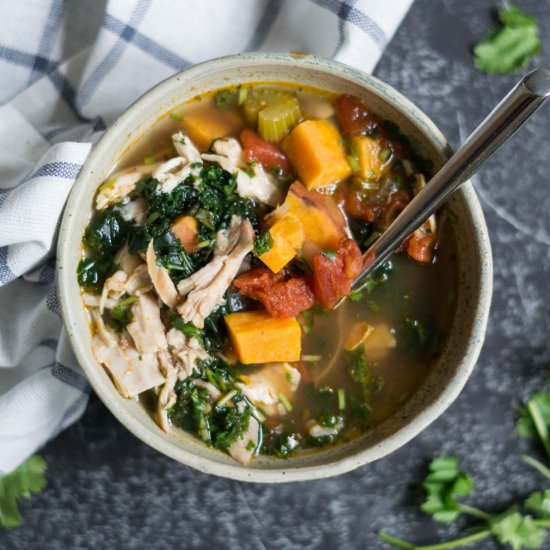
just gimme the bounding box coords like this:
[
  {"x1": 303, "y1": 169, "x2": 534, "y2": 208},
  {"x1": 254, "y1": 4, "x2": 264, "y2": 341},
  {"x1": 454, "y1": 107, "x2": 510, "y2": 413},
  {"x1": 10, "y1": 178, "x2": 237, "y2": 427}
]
[{"x1": 0, "y1": 0, "x2": 413, "y2": 474}]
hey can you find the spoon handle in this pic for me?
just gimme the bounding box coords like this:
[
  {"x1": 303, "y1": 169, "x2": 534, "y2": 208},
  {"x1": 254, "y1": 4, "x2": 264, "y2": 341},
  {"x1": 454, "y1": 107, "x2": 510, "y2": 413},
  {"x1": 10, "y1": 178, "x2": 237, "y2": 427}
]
[{"x1": 351, "y1": 68, "x2": 550, "y2": 293}]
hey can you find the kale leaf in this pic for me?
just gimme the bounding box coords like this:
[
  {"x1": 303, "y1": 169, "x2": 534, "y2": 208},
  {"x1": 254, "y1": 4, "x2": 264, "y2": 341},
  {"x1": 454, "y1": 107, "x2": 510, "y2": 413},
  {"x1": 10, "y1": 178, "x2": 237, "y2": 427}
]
[
  {"x1": 153, "y1": 230, "x2": 195, "y2": 279},
  {"x1": 77, "y1": 257, "x2": 116, "y2": 291},
  {"x1": 83, "y1": 204, "x2": 130, "y2": 254}
]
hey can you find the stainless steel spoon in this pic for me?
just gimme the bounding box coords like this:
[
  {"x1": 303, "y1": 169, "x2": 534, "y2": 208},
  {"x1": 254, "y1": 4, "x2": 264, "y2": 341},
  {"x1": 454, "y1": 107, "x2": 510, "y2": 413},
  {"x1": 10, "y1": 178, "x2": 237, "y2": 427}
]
[{"x1": 346, "y1": 68, "x2": 550, "y2": 300}]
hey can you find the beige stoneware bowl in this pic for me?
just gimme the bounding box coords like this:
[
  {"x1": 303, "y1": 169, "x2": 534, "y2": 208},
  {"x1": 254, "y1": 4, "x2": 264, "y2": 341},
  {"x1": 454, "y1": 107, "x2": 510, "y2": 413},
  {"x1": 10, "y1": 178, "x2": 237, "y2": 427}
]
[{"x1": 57, "y1": 53, "x2": 493, "y2": 482}]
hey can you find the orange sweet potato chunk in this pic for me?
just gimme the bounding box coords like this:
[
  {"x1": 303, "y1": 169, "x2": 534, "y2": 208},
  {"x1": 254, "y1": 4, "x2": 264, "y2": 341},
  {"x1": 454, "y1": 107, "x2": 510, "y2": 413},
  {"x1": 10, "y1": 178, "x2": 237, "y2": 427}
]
[
  {"x1": 259, "y1": 182, "x2": 347, "y2": 273},
  {"x1": 284, "y1": 182, "x2": 347, "y2": 250},
  {"x1": 171, "y1": 215, "x2": 199, "y2": 253},
  {"x1": 224, "y1": 311, "x2": 302, "y2": 364},
  {"x1": 259, "y1": 214, "x2": 304, "y2": 273},
  {"x1": 353, "y1": 136, "x2": 391, "y2": 181},
  {"x1": 283, "y1": 120, "x2": 351, "y2": 189},
  {"x1": 182, "y1": 105, "x2": 244, "y2": 150}
]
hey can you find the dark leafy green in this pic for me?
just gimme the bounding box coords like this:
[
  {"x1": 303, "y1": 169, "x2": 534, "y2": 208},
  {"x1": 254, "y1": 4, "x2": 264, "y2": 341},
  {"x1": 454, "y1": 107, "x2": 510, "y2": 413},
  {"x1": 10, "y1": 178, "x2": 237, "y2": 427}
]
[
  {"x1": 77, "y1": 257, "x2": 115, "y2": 291},
  {"x1": 83, "y1": 204, "x2": 130, "y2": 254}
]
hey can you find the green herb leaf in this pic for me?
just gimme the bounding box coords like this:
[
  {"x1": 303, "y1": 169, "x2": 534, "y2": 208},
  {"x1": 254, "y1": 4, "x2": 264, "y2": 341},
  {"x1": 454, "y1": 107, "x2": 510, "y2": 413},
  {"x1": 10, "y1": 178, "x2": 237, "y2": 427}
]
[
  {"x1": 108, "y1": 297, "x2": 136, "y2": 332},
  {"x1": 214, "y1": 89, "x2": 236, "y2": 107},
  {"x1": 77, "y1": 257, "x2": 116, "y2": 291},
  {"x1": 473, "y1": 7, "x2": 542, "y2": 75},
  {"x1": 321, "y1": 250, "x2": 337, "y2": 262},
  {"x1": 346, "y1": 348, "x2": 384, "y2": 401},
  {"x1": 420, "y1": 456, "x2": 475, "y2": 523},
  {"x1": 253, "y1": 230, "x2": 273, "y2": 256},
  {"x1": 489, "y1": 508, "x2": 546, "y2": 550},
  {"x1": 517, "y1": 390, "x2": 550, "y2": 441},
  {"x1": 0, "y1": 455, "x2": 47, "y2": 528},
  {"x1": 525, "y1": 490, "x2": 550, "y2": 519}
]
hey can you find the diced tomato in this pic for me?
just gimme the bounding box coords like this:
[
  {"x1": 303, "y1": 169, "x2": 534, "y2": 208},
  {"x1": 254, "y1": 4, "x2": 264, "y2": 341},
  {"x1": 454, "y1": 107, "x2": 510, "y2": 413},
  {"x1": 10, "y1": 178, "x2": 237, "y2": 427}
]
[
  {"x1": 312, "y1": 238, "x2": 363, "y2": 309},
  {"x1": 240, "y1": 128, "x2": 292, "y2": 175},
  {"x1": 234, "y1": 267, "x2": 314, "y2": 318},
  {"x1": 344, "y1": 188, "x2": 385, "y2": 222},
  {"x1": 407, "y1": 231, "x2": 435, "y2": 263},
  {"x1": 335, "y1": 94, "x2": 379, "y2": 135}
]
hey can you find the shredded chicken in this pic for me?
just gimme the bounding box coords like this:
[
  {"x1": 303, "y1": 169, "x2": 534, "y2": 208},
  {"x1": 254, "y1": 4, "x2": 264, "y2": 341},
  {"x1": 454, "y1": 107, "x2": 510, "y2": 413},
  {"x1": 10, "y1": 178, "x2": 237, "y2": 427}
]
[
  {"x1": 228, "y1": 403, "x2": 261, "y2": 465},
  {"x1": 201, "y1": 138, "x2": 283, "y2": 206},
  {"x1": 154, "y1": 328, "x2": 210, "y2": 432},
  {"x1": 99, "y1": 262, "x2": 152, "y2": 313},
  {"x1": 91, "y1": 309, "x2": 117, "y2": 347},
  {"x1": 307, "y1": 417, "x2": 344, "y2": 439},
  {"x1": 172, "y1": 131, "x2": 201, "y2": 163},
  {"x1": 96, "y1": 164, "x2": 160, "y2": 210},
  {"x1": 124, "y1": 264, "x2": 153, "y2": 296},
  {"x1": 127, "y1": 293, "x2": 168, "y2": 354},
  {"x1": 153, "y1": 133, "x2": 202, "y2": 193},
  {"x1": 92, "y1": 336, "x2": 164, "y2": 398},
  {"x1": 99, "y1": 270, "x2": 128, "y2": 314},
  {"x1": 176, "y1": 216, "x2": 254, "y2": 328},
  {"x1": 115, "y1": 245, "x2": 142, "y2": 275},
  {"x1": 237, "y1": 363, "x2": 301, "y2": 416},
  {"x1": 121, "y1": 197, "x2": 148, "y2": 225},
  {"x1": 146, "y1": 241, "x2": 178, "y2": 309}
]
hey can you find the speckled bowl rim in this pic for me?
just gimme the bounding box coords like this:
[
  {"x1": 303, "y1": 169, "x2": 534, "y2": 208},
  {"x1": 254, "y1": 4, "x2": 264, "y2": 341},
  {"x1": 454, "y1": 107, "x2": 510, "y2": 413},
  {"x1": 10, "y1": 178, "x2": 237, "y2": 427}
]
[{"x1": 58, "y1": 53, "x2": 493, "y2": 483}]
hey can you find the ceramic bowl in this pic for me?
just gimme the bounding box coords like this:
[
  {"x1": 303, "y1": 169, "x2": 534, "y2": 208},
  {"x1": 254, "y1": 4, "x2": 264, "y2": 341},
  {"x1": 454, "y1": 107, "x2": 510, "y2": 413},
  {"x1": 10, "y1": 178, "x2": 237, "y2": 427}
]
[{"x1": 57, "y1": 53, "x2": 493, "y2": 482}]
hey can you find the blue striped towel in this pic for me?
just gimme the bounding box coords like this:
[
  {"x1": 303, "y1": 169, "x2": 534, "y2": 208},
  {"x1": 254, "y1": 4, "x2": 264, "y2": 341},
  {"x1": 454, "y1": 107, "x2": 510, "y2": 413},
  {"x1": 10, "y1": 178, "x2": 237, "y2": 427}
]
[{"x1": 0, "y1": 0, "x2": 413, "y2": 474}]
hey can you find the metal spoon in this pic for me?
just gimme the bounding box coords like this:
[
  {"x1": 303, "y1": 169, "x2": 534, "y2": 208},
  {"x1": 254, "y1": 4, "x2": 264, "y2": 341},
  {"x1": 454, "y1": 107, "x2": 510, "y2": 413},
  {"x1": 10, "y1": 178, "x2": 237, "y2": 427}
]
[{"x1": 346, "y1": 68, "x2": 550, "y2": 300}]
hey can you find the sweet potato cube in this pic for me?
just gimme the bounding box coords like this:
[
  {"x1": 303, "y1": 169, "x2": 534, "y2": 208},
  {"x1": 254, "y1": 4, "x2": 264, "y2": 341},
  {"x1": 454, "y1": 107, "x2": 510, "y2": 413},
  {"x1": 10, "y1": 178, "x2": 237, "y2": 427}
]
[
  {"x1": 225, "y1": 311, "x2": 302, "y2": 364},
  {"x1": 259, "y1": 214, "x2": 304, "y2": 273},
  {"x1": 259, "y1": 182, "x2": 347, "y2": 272},
  {"x1": 182, "y1": 105, "x2": 244, "y2": 150},
  {"x1": 283, "y1": 120, "x2": 351, "y2": 189},
  {"x1": 172, "y1": 215, "x2": 199, "y2": 253},
  {"x1": 354, "y1": 136, "x2": 391, "y2": 180},
  {"x1": 284, "y1": 182, "x2": 346, "y2": 250}
]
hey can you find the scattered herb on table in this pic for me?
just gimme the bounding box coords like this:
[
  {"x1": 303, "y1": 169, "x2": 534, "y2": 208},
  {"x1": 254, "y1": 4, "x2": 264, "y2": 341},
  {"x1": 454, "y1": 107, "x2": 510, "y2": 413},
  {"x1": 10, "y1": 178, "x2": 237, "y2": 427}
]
[
  {"x1": 0, "y1": 455, "x2": 47, "y2": 528},
  {"x1": 378, "y1": 383, "x2": 550, "y2": 549},
  {"x1": 474, "y1": 7, "x2": 542, "y2": 75}
]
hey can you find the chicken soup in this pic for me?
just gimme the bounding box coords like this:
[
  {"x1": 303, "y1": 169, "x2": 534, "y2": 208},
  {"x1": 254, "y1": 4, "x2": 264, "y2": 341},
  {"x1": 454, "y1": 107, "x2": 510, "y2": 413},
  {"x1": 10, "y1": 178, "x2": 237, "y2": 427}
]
[{"x1": 78, "y1": 83, "x2": 457, "y2": 465}]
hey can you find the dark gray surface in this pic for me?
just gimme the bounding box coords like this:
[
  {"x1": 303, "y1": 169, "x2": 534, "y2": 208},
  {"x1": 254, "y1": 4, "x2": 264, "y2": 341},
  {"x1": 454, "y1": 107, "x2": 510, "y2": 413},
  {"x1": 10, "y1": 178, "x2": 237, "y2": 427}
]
[{"x1": 3, "y1": 1, "x2": 550, "y2": 548}]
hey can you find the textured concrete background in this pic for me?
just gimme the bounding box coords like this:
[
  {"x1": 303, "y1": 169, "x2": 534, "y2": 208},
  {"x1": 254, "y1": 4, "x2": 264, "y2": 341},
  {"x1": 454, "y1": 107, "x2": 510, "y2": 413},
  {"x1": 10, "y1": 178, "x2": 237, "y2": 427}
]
[{"x1": 2, "y1": 0, "x2": 550, "y2": 548}]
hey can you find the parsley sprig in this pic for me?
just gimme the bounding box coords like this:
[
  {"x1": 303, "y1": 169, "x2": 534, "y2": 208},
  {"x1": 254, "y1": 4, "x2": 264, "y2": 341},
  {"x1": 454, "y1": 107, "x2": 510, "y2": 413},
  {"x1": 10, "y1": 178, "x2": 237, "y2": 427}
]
[
  {"x1": 473, "y1": 7, "x2": 542, "y2": 75},
  {"x1": 0, "y1": 455, "x2": 47, "y2": 528},
  {"x1": 378, "y1": 383, "x2": 550, "y2": 549}
]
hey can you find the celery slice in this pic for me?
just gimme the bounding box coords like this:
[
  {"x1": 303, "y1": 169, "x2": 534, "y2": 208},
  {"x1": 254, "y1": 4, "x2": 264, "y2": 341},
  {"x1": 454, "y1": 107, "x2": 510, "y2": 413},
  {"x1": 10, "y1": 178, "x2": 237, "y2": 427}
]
[
  {"x1": 243, "y1": 88, "x2": 302, "y2": 141},
  {"x1": 258, "y1": 95, "x2": 302, "y2": 142}
]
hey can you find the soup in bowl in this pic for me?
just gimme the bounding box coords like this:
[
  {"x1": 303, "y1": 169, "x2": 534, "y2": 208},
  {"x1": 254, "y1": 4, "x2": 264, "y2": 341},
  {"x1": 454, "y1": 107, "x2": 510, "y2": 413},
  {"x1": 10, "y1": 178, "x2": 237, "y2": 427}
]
[{"x1": 58, "y1": 53, "x2": 492, "y2": 482}]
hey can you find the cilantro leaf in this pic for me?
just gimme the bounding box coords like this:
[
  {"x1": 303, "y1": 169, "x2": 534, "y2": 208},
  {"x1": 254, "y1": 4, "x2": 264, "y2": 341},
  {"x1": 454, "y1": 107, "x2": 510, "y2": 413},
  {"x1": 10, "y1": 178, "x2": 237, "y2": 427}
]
[
  {"x1": 517, "y1": 390, "x2": 550, "y2": 440},
  {"x1": 420, "y1": 457, "x2": 475, "y2": 523},
  {"x1": 489, "y1": 508, "x2": 546, "y2": 550},
  {"x1": 525, "y1": 490, "x2": 550, "y2": 519},
  {"x1": 474, "y1": 7, "x2": 542, "y2": 75},
  {"x1": 0, "y1": 455, "x2": 47, "y2": 528}
]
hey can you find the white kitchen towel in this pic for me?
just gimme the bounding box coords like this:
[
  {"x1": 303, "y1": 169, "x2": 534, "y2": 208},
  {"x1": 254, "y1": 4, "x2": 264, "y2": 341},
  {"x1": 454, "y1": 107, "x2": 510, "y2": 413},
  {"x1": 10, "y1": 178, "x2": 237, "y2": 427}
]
[{"x1": 0, "y1": 0, "x2": 414, "y2": 474}]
